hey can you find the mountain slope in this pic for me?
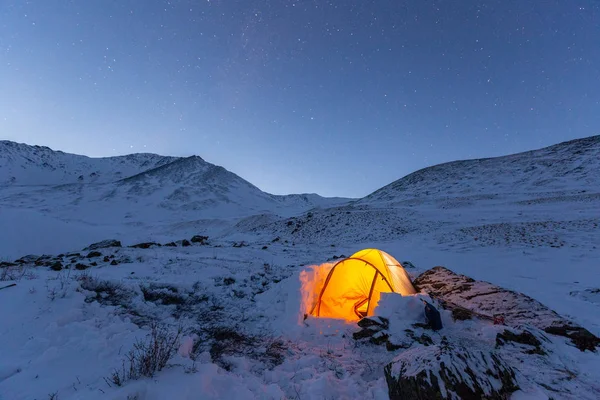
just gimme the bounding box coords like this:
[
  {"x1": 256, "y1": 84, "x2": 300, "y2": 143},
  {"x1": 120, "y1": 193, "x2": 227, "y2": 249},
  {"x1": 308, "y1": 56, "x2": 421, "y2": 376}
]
[{"x1": 362, "y1": 135, "x2": 600, "y2": 204}]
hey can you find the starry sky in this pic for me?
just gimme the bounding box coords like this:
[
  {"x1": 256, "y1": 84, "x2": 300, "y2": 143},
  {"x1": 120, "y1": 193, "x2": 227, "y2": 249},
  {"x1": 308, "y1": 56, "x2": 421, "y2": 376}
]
[{"x1": 1, "y1": 1, "x2": 599, "y2": 198}]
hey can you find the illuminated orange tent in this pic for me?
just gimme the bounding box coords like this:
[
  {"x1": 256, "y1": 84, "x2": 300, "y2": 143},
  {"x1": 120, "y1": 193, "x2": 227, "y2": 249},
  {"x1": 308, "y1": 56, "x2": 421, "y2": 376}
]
[{"x1": 307, "y1": 249, "x2": 417, "y2": 321}]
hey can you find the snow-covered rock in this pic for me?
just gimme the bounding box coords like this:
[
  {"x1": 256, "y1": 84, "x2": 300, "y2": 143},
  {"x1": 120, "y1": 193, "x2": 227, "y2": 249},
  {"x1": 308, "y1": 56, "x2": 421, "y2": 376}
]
[
  {"x1": 413, "y1": 266, "x2": 600, "y2": 351},
  {"x1": 384, "y1": 339, "x2": 518, "y2": 400}
]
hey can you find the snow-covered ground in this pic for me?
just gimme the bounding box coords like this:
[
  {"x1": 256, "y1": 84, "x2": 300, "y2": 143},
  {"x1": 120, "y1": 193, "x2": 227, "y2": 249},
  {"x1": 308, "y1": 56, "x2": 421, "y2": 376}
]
[{"x1": 1, "y1": 136, "x2": 599, "y2": 399}]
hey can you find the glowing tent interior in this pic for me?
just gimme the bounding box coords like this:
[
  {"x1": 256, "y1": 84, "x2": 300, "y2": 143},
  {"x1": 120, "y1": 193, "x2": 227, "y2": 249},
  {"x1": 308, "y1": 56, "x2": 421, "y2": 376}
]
[{"x1": 306, "y1": 249, "x2": 417, "y2": 321}]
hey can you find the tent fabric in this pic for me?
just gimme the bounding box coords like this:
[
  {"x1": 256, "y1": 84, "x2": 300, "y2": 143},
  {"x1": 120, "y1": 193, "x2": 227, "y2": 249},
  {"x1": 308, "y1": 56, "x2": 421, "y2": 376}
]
[{"x1": 309, "y1": 248, "x2": 417, "y2": 321}]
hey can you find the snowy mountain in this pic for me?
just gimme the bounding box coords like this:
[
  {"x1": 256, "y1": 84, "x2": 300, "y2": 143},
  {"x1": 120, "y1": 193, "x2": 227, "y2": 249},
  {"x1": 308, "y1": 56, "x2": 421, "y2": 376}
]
[
  {"x1": 362, "y1": 135, "x2": 599, "y2": 204},
  {"x1": 0, "y1": 140, "x2": 178, "y2": 186},
  {"x1": 0, "y1": 141, "x2": 350, "y2": 257},
  {"x1": 237, "y1": 136, "x2": 600, "y2": 251}
]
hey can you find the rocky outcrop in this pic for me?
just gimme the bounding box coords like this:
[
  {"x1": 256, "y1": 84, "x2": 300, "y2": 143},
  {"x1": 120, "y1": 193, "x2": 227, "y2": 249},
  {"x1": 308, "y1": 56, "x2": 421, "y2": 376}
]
[
  {"x1": 384, "y1": 339, "x2": 518, "y2": 400},
  {"x1": 414, "y1": 266, "x2": 600, "y2": 351}
]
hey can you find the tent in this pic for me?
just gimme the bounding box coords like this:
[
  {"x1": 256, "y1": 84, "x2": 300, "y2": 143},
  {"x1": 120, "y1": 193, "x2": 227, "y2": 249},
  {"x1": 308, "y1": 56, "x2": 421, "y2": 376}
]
[{"x1": 308, "y1": 248, "x2": 417, "y2": 321}]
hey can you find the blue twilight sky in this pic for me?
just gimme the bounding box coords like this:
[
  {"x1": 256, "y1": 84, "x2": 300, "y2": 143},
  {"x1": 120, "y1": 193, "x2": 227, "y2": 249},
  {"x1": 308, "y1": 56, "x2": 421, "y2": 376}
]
[{"x1": 1, "y1": 1, "x2": 599, "y2": 198}]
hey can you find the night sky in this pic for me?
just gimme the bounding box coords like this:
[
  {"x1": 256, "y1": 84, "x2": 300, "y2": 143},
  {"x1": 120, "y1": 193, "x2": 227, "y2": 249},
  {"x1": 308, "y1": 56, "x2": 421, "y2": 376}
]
[{"x1": 1, "y1": 1, "x2": 599, "y2": 197}]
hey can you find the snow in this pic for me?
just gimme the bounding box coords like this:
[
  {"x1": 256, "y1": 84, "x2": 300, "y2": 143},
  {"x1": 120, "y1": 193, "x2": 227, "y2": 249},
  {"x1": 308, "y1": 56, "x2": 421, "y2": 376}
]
[{"x1": 0, "y1": 136, "x2": 599, "y2": 399}]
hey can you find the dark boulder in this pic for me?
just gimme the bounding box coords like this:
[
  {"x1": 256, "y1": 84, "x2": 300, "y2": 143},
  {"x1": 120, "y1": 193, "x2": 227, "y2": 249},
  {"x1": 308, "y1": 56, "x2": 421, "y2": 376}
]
[
  {"x1": 75, "y1": 263, "x2": 90, "y2": 270},
  {"x1": 86, "y1": 251, "x2": 102, "y2": 258}
]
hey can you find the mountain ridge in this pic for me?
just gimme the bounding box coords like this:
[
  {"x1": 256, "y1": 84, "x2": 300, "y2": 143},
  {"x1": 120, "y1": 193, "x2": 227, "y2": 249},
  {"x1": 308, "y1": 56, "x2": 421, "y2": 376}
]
[{"x1": 362, "y1": 135, "x2": 600, "y2": 203}]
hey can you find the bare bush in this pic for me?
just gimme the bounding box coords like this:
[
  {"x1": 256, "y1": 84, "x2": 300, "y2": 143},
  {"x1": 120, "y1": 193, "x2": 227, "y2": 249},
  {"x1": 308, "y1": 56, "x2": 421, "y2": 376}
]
[
  {"x1": 1, "y1": 264, "x2": 36, "y2": 282},
  {"x1": 46, "y1": 270, "x2": 72, "y2": 301},
  {"x1": 106, "y1": 322, "x2": 183, "y2": 386},
  {"x1": 198, "y1": 325, "x2": 288, "y2": 371},
  {"x1": 77, "y1": 273, "x2": 132, "y2": 306}
]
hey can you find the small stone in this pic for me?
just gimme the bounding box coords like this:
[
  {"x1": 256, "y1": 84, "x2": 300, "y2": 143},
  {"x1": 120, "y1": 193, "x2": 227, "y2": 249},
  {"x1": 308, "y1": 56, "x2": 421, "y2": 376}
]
[
  {"x1": 110, "y1": 260, "x2": 119, "y2": 266},
  {"x1": 75, "y1": 263, "x2": 89, "y2": 270},
  {"x1": 191, "y1": 235, "x2": 208, "y2": 244},
  {"x1": 50, "y1": 261, "x2": 63, "y2": 271}
]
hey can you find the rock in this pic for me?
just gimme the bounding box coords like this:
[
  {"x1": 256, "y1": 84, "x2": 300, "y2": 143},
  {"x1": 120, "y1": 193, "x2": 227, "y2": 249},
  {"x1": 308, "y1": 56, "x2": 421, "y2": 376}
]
[
  {"x1": 370, "y1": 331, "x2": 390, "y2": 345},
  {"x1": 414, "y1": 266, "x2": 600, "y2": 351},
  {"x1": 496, "y1": 329, "x2": 545, "y2": 355},
  {"x1": 86, "y1": 251, "x2": 102, "y2": 258},
  {"x1": 90, "y1": 262, "x2": 98, "y2": 266},
  {"x1": 451, "y1": 307, "x2": 473, "y2": 321},
  {"x1": 84, "y1": 239, "x2": 122, "y2": 250},
  {"x1": 65, "y1": 252, "x2": 81, "y2": 258},
  {"x1": 14, "y1": 255, "x2": 39, "y2": 264},
  {"x1": 75, "y1": 263, "x2": 89, "y2": 270},
  {"x1": 543, "y1": 326, "x2": 600, "y2": 352},
  {"x1": 110, "y1": 260, "x2": 119, "y2": 266},
  {"x1": 191, "y1": 235, "x2": 209, "y2": 245},
  {"x1": 103, "y1": 256, "x2": 110, "y2": 263},
  {"x1": 223, "y1": 277, "x2": 236, "y2": 285},
  {"x1": 129, "y1": 242, "x2": 161, "y2": 249},
  {"x1": 164, "y1": 242, "x2": 177, "y2": 247},
  {"x1": 384, "y1": 341, "x2": 518, "y2": 400},
  {"x1": 353, "y1": 327, "x2": 381, "y2": 340},
  {"x1": 405, "y1": 330, "x2": 434, "y2": 346},
  {"x1": 50, "y1": 261, "x2": 63, "y2": 271},
  {"x1": 0, "y1": 261, "x2": 17, "y2": 268},
  {"x1": 181, "y1": 239, "x2": 191, "y2": 247},
  {"x1": 358, "y1": 316, "x2": 389, "y2": 329},
  {"x1": 262, "y1": 246, "x2": 268, "y2": 250},
  {"x1": 232, "y1": 241, "x2": 248, "y2": 248}
]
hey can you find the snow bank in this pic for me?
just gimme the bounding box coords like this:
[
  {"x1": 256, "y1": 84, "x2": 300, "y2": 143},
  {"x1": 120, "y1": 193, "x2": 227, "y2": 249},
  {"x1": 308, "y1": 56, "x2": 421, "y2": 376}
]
[{"x1": 0, "y1": 208, "x2": 112, "y2": 259}]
